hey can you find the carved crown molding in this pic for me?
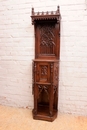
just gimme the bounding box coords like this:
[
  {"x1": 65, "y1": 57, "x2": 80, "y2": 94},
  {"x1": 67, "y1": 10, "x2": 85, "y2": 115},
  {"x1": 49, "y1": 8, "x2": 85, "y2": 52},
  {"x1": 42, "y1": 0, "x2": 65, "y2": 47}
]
[{"x1": 31, "y1": 6, "x2": 60, "y2": 25}]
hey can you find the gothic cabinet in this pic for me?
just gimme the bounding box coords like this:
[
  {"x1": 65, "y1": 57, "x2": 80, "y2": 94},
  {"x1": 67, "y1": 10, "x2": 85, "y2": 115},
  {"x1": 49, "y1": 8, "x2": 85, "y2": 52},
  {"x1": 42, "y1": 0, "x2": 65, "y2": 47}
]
[{"x1": 31, "y1": 6, "x2": 60, "y2": 121}]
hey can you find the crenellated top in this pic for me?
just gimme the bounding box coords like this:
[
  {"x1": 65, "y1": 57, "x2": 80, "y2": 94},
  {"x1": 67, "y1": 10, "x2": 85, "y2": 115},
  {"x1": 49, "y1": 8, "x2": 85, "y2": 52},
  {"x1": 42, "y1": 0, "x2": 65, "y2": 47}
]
[{"x1": 31, "y1": 6, "x2": 60, "y2": 25}]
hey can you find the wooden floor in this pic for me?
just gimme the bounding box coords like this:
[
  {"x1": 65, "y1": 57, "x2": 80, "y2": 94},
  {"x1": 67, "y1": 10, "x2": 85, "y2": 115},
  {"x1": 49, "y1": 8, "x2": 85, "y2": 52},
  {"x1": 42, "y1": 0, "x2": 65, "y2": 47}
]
[{"x1": 0, "y1": 105, "x2": 87, "y2": 130}]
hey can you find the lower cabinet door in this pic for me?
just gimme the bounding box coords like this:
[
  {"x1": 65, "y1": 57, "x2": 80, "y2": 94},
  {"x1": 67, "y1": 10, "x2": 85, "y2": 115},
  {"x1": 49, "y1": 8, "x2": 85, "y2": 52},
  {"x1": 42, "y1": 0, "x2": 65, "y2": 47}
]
[{"x1": 36, "y1": 62, "x2": 51, "y2": 83}]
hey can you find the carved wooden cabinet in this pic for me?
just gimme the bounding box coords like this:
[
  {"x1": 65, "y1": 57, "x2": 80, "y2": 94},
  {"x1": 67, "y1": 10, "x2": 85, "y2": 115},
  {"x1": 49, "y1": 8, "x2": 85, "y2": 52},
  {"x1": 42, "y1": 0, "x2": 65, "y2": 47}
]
[{"x1": 31, "y1": 6, "x2": 60, "y2": 121}]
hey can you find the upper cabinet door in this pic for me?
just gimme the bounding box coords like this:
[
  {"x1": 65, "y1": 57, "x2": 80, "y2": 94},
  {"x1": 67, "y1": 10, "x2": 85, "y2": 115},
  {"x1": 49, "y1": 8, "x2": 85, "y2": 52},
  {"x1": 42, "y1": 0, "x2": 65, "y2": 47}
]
[
  {"x1": 35, "y1": 22, "x2": 60, "y2": 60},
  {"x1": 31, "y1": 6, "x2": 61, "y2": 60}
]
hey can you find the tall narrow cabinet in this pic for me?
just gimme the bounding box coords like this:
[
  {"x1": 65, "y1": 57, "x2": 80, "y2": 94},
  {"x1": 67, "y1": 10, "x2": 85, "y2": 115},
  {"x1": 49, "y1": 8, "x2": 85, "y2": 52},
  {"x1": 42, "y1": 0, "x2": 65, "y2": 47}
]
[{"x1": 31, "y1": 6, "x2": 61, "y2": 121}]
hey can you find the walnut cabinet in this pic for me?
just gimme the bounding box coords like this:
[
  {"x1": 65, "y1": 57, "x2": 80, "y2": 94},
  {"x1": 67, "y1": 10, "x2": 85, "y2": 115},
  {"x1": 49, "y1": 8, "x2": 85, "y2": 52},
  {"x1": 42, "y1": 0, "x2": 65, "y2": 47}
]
[{"x1": 31, "y1": 6, "x2": 61, "y2": 121}]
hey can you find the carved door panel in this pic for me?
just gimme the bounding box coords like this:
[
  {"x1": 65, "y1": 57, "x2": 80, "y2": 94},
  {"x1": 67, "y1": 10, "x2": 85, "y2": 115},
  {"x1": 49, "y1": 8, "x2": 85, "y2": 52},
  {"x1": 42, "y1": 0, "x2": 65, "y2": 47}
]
[
  {"x1": 36, "y1": 62, "x2": 51, "y2": 83},
  {"x1": 35, "y1": 23, "x2": 59, "y2": 59}
]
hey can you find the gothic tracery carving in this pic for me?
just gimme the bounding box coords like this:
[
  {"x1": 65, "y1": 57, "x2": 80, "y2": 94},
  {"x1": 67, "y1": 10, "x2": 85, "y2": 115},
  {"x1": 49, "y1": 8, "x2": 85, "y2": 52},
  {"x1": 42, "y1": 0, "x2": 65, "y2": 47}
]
[
  {"x1": 41, "y1": 65, "x2": 48, "y2": 76},
  {"x1": 39, "y1": 24, "x2": 55, "y2": 54},
  {"x1": 38, "y1": 85, "x2": 49, "y2": 99}
]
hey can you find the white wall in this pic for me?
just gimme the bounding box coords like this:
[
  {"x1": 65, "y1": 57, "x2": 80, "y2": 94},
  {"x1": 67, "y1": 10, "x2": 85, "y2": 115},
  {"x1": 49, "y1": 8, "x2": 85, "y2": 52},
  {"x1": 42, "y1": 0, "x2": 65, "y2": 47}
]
[{"x1": 0, "y1": 0, "x2": 87, "y2": 116}]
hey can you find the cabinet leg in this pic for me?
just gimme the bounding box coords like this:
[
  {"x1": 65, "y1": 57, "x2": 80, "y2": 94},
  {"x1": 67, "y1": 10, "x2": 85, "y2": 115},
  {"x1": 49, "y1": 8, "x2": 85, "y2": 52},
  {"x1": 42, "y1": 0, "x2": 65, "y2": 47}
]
[
  {"x1": 33, "y1": 109, "x2": 37, "y2": 115},
  {"x1": 34, "y1": 96, "x2": 37, "y2": 115},
  {"x1": 33, "y1": 86, "x2": 37, "y2": 115},
  {"x1": 49, "y1": 85, "x2": 54, "y2": 117}
]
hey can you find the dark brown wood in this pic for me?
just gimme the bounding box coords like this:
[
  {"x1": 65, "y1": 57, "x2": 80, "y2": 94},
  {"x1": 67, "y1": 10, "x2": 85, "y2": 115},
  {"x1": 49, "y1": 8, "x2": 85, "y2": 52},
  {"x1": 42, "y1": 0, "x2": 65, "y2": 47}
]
[{"x1": 31, "y1": 6, "x2": 60, "y2": 122}]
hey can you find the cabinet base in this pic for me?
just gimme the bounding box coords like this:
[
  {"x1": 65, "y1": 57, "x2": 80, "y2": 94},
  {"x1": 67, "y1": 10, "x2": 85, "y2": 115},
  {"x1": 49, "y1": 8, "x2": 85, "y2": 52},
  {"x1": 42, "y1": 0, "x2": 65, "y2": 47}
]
[{"x1": 32, "y1": 109, "x2": 57, "y2": 122}]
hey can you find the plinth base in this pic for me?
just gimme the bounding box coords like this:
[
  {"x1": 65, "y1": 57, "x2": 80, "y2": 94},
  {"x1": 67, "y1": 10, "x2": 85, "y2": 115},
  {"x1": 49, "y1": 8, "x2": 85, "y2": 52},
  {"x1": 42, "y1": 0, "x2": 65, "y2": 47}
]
[{"x1": 32, "y1": 107, "x2": 57, "y2": 122}]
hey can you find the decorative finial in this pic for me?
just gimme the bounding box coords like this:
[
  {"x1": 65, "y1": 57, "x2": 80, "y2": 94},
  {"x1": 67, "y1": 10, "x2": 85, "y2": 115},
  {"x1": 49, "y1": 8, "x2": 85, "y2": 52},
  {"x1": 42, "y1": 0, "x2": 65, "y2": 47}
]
[
  {"x1": 57, "y1": 6, "x2": 60, "y2": 14},
  {"x1": 46, "y1": 11, "x2": 49, "y2": 15},
  {"x1": 42, "y1": 12, "x2": 44, "y2": 15},
  {"x1": 32, "y1": 7, "x2": 34, "y2": 15},
  {"x1": 51, "y1": 11, "x2": 53, "y2": 15},
  {"x1": 37, "y1": 12, "x2": 39, "y2": 15}
]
